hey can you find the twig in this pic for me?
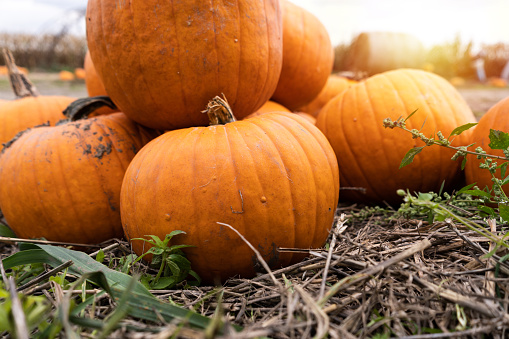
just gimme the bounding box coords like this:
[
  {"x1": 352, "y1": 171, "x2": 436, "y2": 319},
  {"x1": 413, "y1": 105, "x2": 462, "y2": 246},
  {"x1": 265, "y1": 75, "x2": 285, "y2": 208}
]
[
  {"x1": 318, "y1": 239, "x2": 432, "y2": 307},
  {"x1": 320, "y1": 214, "x2": 347, "y2": 299},
  {"x1": 217, "y1": 222, "x2": 283, "y2": 291},
  {"x1": 0, "y1": 236, "x2": 102, "y2": 248},
  {"x1": 397, "y1": 325, "x2": 496, "y2": 338},
  {"x1": 410, "y1": 273, "x2": 509, "y2": 321},
  {"x1": 17, "y1": 260, "x2": 73, "y2": 291},
  {"x1": 89, "y1": 242, "x2": 120, "y2": 257}
]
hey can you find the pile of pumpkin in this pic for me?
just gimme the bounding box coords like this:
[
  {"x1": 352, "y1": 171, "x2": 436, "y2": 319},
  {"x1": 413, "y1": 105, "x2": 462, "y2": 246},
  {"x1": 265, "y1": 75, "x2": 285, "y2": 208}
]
[{"x1": 0, "y1": 0, "x2": 502, "y2": 283}]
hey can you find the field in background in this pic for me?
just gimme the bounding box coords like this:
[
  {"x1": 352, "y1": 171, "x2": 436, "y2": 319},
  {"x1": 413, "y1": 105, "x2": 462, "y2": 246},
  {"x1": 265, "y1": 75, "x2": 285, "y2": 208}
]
[{"x1": 1, "y1": 32, "x2": 509, "y2": 118}]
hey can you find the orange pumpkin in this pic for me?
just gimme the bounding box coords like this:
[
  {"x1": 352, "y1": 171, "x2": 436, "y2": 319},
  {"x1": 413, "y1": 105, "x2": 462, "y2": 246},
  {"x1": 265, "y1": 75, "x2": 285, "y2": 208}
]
[
  {"x1": 83, "y1": 51, "x2": 118, "y2": 116},
  {"x1": 270, "y1": 0, "x2": 334, "y2": 111},
  {"x1": 465, "y1": 96, "x2": 509, "y2": 193},
  {"x1": 0, "y1": 50, "x2": 76, "y2": 147},
  {"x1": 74, "y1": 67, "x2": 86, "y2": 80},
  {"x1": 297, "y1": 75, "x2": 357, "y2": 117},
  {"x1": 0, "y1": 112, "x2": 160, "y2": 244},
  {"x1": 86, "y1": 0, "x2": 283, "y2": 130},
  {"x1": 84, "y1": 50, "x2": 108, "y2": 97},
  {"x1": 316, "y1": 69, "x2": 476, "y2": 205},
  {"x1": 0, "y1": 96, "x2": 75, "y2": 147},
  {"x1": 295, "y1": 112, "x2": 317, "y2": 125},
  {"x1": 121, "y1": 98, "x2": 339, "y2": 282},
  {"x1": 254, "y1": 100, "x2": 291, "y2": 115},
  {"x1": 59, "y1": 70, "x2": 75, "y2": 81}
]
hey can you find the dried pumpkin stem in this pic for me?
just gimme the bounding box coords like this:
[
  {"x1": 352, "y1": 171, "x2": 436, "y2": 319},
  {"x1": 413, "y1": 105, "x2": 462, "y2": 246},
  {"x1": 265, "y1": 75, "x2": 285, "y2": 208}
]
[
  {"x1": 2, "y1": 48, "x2": 39, "y2": 98},
  {"x1": 63, "y1": 96, "x2": 117, "y2": 121},
  {"x1": 203, "y1": 95, "x2": 236, "y2": 125}
]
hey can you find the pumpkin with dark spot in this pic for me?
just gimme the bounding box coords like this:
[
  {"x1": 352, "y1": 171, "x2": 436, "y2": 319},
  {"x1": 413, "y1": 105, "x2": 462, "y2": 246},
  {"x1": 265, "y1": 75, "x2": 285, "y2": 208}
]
[
  {"x1": 0, "y1": 112, "x2": 160, "y2": 244},
  {"x1": 120, "y1": 98, "x2": 339, "y2": 282}
]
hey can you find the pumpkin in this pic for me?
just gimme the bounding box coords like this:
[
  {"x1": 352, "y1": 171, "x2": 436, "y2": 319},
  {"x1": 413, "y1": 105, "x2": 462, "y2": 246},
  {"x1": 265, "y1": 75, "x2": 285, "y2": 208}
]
[
  {"x1": 297, "y1": 75, "x2": 357, "y2": 117},
  {"x1": 270, "y1": 0, "x2": 334, "y2": 111},
  {"x1": 74, "y1": 67, "x2": 86, "y2": 80},
  {"x1": 0, "y1": 50, "x2": 75, "y2": 147},
  {"x1": 83, "y1": 51, "x2": 118, "y2": 116},
  {"x1": 0, "y1": 110, "x2": 160, "y2": 244},
  {"x1": 465, "y1": 96, "x2": 509, "y2": 193},
  {"x1": 0, "y1": 96, "x2": 75, "y2": 147},
  {"x1": 254, "y1": 100, "x2": 291, "y2": 115},
  {"x1": 84, "y1": 50, "x2": 107, "y2": 98},
  {"x1": 86, "y1": 0, "x2": 283, "y2": 130},
  {"x1": 120, "y1": 97, "x2": 339, "y2": 282},
  {"x1": 487, "y1": 77, "x2": 507, "y2": 88},
  {"x1": 59, "y1": 70, "x2": 75, "y2": 81},
  {"x1": 316, "y1": 68, "x2": 476, "y2": 205}
]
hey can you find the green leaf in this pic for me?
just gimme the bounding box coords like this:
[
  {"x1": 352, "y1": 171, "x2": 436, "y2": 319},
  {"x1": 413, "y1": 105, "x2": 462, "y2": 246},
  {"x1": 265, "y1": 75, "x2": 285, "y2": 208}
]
[
  {"x1": 478, "y1": 205, "x2": 496, "y2": 217},
  {"x1": 95, "y1": 249, "x2": 105, "y2": 264},
  {"x1": 448, "y1": 123, "x2": 478, "y2": 139},
  {"x1": 461, "y1": 156, "x2": 467, "y2": 170},
  {"x1": 151, "y1": 276, "x2": 177, "y2": 290},
  {"x1": 500, "y1": 162, "x2": 509, "y2": 179},
  {"x1": 2, "y1": 245, "x2": 228, "y2": 332},
  {"x1": 0, "y1": 224, "x2": 16, "y2": 238},
  {"x1": 460, "y1": 189, "x2": 493, "y2": 199},
  {"x1": 499, "y1": 204, "x2": 509, "y2": 223},
  {"x1": 404, "y1": 109, "x2": 419, "y2": 122},
  {"x1": 417, "y1": 193, "x2": 434, "y2": 201},
  {"x1": 488, "y1": 129, "x2": 509, "y2": 150},
  {"x1": 399, "y1": 146, "x2": 425, "y2": 169},
  {"x1": 456, "y1": 182, "x2": 478, "y2": 195}
]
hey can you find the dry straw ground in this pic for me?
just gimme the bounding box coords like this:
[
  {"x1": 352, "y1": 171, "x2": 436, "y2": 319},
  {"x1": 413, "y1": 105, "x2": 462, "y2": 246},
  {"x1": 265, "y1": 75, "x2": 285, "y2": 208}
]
[{"x1": 1, "y1": 200, "x2": 509, "y2": 338}]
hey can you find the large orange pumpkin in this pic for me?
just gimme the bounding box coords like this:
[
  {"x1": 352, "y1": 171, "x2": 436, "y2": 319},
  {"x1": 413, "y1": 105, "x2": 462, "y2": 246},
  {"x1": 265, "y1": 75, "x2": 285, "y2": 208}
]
[
  {"x1": 0, "y1": 112, "x2": 160, "y2": 244},
  {"x1": 120, "y1": 99, "x2": 339, "y2": 282},
  {"x1": 270, "y1": 0, "x2": 334, "y2": 111},
  {"x1": 465, "y1": 96, "x2": 509, "y2": 193},
  {"x1": 316, "y1": 69, "x2": 476, "y2": 205},
  {"x1": 86, "y1": 0, "x2": 283, "y2": 130},
  {"x1": 297, "y1": 75, "x2": 357, "y2": 117}
]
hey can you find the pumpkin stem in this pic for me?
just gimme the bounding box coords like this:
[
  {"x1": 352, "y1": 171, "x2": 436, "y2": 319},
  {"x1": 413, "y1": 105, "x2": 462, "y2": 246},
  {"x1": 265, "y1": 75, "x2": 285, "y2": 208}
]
[
  {"x1": 203, "y1": 94, "x2": 236, "y2": 125},
  {"x1": 63, "y1": 96, "x2": 118, "y2": 121},
  {"x1": 2, "y1": 48, "x2": 39, "y2": 98}
]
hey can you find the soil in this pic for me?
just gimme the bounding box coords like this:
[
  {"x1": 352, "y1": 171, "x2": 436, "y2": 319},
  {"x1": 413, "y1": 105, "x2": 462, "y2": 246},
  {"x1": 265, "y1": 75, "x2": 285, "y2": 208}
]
[{"x1": 1, "y1": 73, "x2": 508, "y2": 120}]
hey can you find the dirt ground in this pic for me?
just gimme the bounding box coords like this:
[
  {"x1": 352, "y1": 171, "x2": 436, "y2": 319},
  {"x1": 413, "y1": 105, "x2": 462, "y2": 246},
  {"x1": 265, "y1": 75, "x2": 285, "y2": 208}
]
[{"x1": 1, "y1": 73, "x2": 508, "y2": 119}]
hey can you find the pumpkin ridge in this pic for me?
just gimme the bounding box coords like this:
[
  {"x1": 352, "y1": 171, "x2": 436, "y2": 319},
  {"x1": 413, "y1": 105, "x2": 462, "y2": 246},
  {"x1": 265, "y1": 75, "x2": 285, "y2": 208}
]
[
  {"x1": 222, "y1": 124, "x2": 249, "y2": 249},
  {"x1": 55, "y1": 128, "x2": 97, "y2": 240},
  {"x1": 289, "y1": 113, "x2": 340, "y2": 205},
  {"x1": 29, "y1": 130, "x2": 55, "y2": 236},
  {"x1": 259, "y1": 115, "x2": 322, "y2": 248},
  {"x1": 241, "y1": 118, "x2": 297, "y2": 263},
  {"x1": 231, "y1": 0, "x2": 242, "y2": 108},
  {"x1": 403, "y1": 71, "x2": 449, "y2": 189},
  {"x1": 95, "y1": 1, "x2": 136, "y2": 119},
  {"x1": 129, "y1": 4, "x2": 169, "y2": 127},
  {"x1": 340, "y1": 85, "x2": 383, "y2": 201},
  {"x1": 251, "y1": 1, "x2": 274, "y2": 113},
  {"x1": 365, "y1": 75, "x2": 405, "y2": 196},
  {"x1": 383, "y1": 71, "x2": 427, "y2": 191}
]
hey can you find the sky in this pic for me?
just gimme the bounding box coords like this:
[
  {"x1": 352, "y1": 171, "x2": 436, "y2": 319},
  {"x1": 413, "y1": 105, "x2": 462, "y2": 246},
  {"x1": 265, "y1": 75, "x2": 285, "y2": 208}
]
[{"x1": 0, "y1": 0, "x2": 508, "y2": 48}]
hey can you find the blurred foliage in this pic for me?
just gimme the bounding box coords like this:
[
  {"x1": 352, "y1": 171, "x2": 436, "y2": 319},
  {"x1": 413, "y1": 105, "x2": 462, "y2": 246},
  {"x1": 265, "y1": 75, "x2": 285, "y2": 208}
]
[
  {"x1": 334, "y1": 34, "x2": 509, "y2": 82},
  {"x1": 0, "y1": 33, "x2": 87, "y2": 71},
  {"x1": 0, "y1": 31, "x2": 507, "y2": 81}
]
